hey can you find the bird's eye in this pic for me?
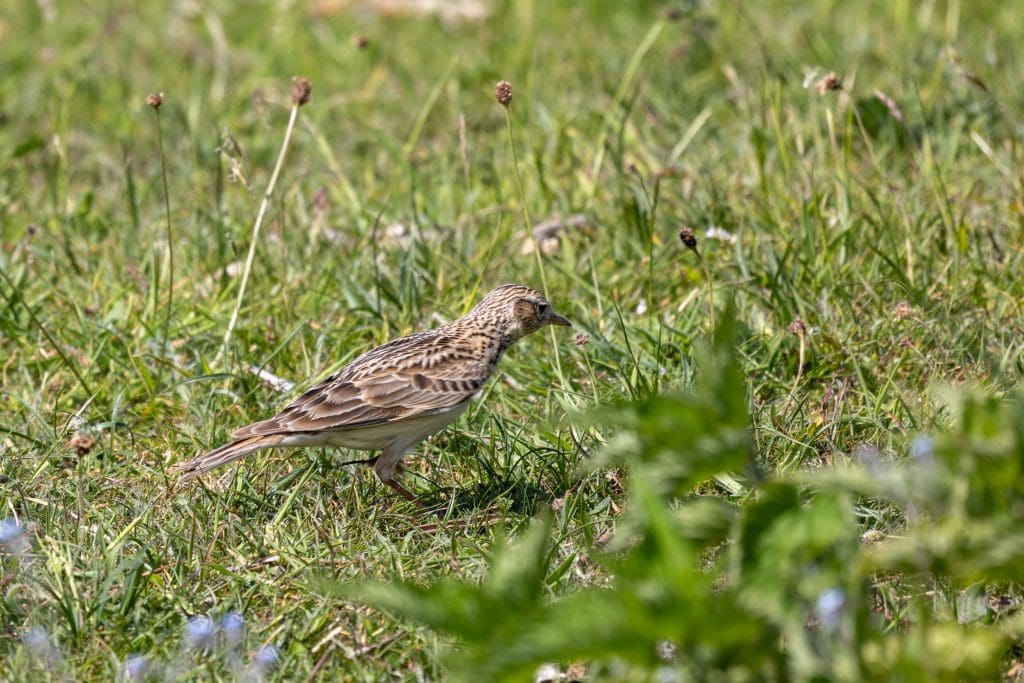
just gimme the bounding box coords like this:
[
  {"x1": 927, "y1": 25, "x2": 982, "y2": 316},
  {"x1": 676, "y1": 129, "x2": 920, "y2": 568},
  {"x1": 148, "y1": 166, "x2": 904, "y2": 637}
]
[{"x1": 535, "y1": 302, "x2": 548, "y2": 316}]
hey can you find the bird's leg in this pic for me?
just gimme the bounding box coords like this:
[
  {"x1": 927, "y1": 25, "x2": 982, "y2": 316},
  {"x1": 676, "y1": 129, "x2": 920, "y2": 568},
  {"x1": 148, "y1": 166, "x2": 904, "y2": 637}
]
[
  {"x1": 338, "y1": 454, "x2": 379, "y2": 467},
  {"x1": 374, "y1": 446, "x2": 419, "y2": 502}
]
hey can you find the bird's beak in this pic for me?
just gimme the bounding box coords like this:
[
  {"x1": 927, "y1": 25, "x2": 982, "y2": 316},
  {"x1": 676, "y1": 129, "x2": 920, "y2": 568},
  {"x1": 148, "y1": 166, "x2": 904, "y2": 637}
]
[{"x1": 544, "y1": 309, "x2": 572, "y2": 327}]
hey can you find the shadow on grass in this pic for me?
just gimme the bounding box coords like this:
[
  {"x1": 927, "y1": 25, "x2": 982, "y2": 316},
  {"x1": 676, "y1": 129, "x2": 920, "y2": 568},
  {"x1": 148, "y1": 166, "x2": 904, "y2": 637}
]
[
  {"x1": 192, "y1": 455, "x2": 552, "y2": 522},
  {"x1": 417, "y1": 477, "x2": 551, "y2": 517}
]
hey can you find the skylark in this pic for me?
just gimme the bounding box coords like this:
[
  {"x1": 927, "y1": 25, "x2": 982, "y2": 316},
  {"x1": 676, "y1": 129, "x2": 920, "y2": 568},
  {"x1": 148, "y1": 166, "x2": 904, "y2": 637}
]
[{"x1": 175, "y1": 284, "x2": 571, "y2": 500}]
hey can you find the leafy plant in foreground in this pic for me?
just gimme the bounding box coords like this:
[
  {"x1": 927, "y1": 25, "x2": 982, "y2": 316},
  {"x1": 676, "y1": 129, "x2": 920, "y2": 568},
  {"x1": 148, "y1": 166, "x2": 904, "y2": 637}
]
[{"x1": 340, "y1": 315, "x2": 1024, "y2": 681}]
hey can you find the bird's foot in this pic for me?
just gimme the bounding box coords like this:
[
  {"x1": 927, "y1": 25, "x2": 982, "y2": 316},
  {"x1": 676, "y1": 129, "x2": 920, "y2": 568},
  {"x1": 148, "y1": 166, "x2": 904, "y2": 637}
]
[{"x1": 384, "y1": 477, "x2": 417, "y2": 502}]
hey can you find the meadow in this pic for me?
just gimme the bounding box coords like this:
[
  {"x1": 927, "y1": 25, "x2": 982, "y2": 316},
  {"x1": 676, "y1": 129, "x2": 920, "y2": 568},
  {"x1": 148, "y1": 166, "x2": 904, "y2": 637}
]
[{"x1": 2, "y1": 0, "x2": 1024, "y2": 680}]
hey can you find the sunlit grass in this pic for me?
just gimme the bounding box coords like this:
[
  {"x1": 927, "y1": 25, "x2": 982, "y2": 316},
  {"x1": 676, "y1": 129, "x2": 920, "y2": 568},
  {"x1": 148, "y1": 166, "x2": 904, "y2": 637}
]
[{"x1": 1, "y1": 0, "x2": 1022, "y2": 679}]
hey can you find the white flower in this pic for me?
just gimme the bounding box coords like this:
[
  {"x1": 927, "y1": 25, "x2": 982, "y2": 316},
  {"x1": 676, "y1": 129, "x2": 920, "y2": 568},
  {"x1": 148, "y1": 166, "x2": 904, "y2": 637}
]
[
  {"x1": 802, "y1": 68, "x2": 820, "y2": 89},
  {"x1": 704, "y1": 226, "x2": 737, "y2": 244}
]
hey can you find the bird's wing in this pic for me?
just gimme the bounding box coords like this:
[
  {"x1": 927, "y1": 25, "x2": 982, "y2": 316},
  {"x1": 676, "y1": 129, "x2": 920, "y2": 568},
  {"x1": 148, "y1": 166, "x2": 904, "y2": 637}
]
[{"x1": 230, "y1": 331, "x2": 494, "y2": 438}]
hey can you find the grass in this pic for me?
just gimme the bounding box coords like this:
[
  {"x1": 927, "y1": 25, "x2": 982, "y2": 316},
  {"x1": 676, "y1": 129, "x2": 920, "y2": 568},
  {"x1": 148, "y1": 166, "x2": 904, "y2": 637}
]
[{"x1": 1, "y1": 0, "x2": 1023, "y2": 679}]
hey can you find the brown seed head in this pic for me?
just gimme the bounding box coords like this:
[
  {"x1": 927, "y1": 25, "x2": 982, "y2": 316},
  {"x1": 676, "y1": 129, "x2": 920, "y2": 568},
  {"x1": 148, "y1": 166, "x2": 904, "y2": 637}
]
[
  {"x1": 495, "y1": 80, "x2": 512, "y2": 107},
  {"x1": 815, "y1": 72, "x2": 842, "y2": 94},
  {"x1": 789, "y1": 318, "x2": 807, "y2": 336},
  {"x1": 146, "y1": 92, "x2": 164, "y2": 109},
  {"x1": 67, "y1": 432, "x2": 96, "y2": 457},
  {"x1": 574, "y1": 332, "x2": 591, "y2": 348},
  {"x1": 678, "y1": 226, "x2": 698, "y2": 253},
  {"x1": 893, "y1": 301, "x2": 913, "y2": 321},
  {"x1": 291, "y1": 77, "x2": 312, "y2": 106}
]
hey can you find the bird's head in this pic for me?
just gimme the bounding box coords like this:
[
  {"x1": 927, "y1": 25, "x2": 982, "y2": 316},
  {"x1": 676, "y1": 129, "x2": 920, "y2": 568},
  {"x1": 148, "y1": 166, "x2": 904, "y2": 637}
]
[{"x1": 469, "y1": 284, "x2": 572, "y2": 343}]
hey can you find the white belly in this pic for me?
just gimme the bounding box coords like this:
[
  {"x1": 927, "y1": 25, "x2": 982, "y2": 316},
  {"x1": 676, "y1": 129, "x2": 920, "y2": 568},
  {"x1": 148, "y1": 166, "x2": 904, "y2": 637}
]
[{"x1": 277, "y1": 402, "x2": 470, "y2": 452}]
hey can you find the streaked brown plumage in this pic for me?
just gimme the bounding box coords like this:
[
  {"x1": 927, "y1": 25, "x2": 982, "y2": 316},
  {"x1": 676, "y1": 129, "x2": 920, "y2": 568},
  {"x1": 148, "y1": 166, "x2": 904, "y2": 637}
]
[{"x1": 174, "y1": 284, "x2": 571, "y2": 499}]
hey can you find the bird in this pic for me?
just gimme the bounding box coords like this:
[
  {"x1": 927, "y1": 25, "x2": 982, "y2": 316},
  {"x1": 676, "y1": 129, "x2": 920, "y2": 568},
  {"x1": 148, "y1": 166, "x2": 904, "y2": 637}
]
[{"x1": 174, "y1": 284, "x2": 572, "y2": 500}]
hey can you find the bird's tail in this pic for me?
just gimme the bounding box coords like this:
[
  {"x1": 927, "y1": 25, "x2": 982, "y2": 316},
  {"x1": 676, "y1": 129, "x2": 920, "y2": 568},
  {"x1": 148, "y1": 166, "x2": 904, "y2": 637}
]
[{"x1": 174, "y1": 434, "x2": 285, "y2": 483}]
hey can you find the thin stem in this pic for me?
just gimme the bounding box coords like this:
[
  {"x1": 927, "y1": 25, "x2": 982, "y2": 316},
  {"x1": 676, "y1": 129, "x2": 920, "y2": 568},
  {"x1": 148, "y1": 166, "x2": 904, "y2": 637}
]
[
  {"x1": 701, "y1": 255, "x2": 715, "y2": 333},
  {"x1": 0, "y1": 267, "x2": 93, "y2": 397},
  {"x1": 785, "y1": 331, "x2": 806, "y2": 415},
  {"x1": 503, "y1": 110, "x2": 549, "y2": 295},
  {"x1": 218, "y1": 103, "x2": 300, "y2": 366},
  {"x1": 153, "y1": 106, "x2": 174, "y2": 378},
  {"x1": 503, "y1": 108, "x2": 568, "y2": 396}
]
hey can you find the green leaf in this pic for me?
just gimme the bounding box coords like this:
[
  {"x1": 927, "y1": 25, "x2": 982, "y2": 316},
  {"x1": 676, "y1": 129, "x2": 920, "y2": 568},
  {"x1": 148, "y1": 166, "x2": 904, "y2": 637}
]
[
  {"x1": 332, "y1": 518, "x2": 555, "y2": 645},
  {"x1": 585, "y1": 306, "x2": 752, "y2": 498}
]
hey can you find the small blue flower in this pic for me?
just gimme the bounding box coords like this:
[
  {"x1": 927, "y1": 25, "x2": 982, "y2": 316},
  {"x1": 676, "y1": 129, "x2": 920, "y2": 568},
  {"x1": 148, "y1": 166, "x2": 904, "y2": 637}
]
[
  {"x1": 184, "y1": 615, "x2": 216, "y2": 652},
  {"x1": 124, "y1": 653, "x2": 148, "y2": 681},
  {"x1": 656, "y1": 666, "x2": 683, "y2": 683},
  {"x1": 853, "y1": 445, "x2": 882, "y2": 473},
  {"x1": 0, "y1": 518, "x2": 28, "y2": 556},
  {"x1": 23, "y1": 626, "x2": 60, "y2": 668},
  {"x1": 0, "y1": 518, "x2": 22, "y2": 545},
  {"x1": 815, "y1": 588, "x2": 845, "y2": 632},
  {"x1": 221, "y1": 612, "x2": 245, "y2": 649},
  {"x1": 252, "y1": 644, "x2": 280, "y2": 670},
  {"x1": 909, "y1": 435, "x2": 935, "y2": 465}
]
